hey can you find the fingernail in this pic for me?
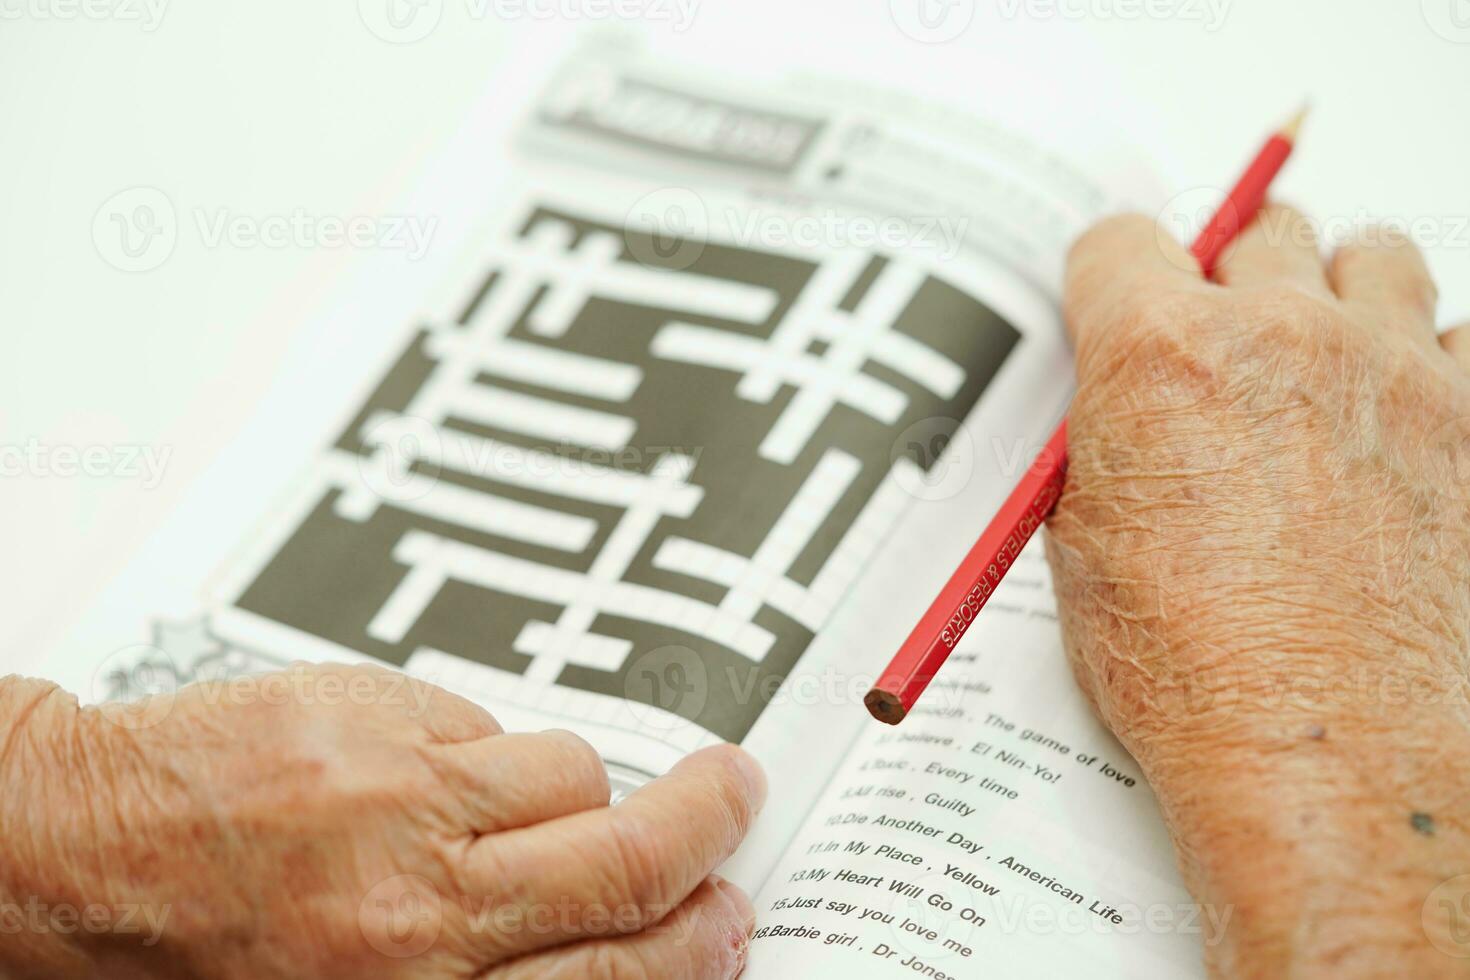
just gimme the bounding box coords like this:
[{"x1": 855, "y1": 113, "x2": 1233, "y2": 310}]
[
  {"x1": 711, "y1": 874, "x2": 757, "y2": 943},
  {"x1": 711, "y1": 875, "x2": 758, "y2": 975}
]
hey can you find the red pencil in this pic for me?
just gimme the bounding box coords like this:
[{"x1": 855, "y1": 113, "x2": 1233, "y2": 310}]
[{"x1": 865, "y1": 109, "x2": 1307, "y2": 725}]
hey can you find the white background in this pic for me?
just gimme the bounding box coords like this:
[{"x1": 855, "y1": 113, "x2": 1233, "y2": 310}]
[{"x1": 3, "y1": 0, "x2": 1469, "y2": 673}]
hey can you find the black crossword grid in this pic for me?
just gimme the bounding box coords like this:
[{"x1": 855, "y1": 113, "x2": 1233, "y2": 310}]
[{"x1": 221, "y1": 204, "x2": 1022, "y2": 742}]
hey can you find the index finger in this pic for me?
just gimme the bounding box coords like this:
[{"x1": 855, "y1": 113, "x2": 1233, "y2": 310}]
[
  {"x1": 1064, "y1": 213, "x2": 1210, "y2": 353},
  {"x1": 458, "y1": 744, "x2": 766, "y2": 962}
]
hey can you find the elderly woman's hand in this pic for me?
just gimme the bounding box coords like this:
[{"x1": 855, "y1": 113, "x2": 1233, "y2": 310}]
[
  {"x1": 0, "y1": 663, "x2": 763, "y2": 979},
  {"x1": 1046, "y1": 207, "x2": 1470, "y2": 977}
]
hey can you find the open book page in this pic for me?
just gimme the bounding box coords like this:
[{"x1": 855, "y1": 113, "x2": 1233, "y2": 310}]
[
  {"x1": 746, "y1": 545, "x2": 1209, "y2": 979},
  {"x1": 34, "y1": 38, "x2": 1167, "y2": 898}
]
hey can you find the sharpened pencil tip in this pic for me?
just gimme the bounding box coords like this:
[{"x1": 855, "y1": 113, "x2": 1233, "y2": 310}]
[{"x1": 1279, "y1": 103, "x2": 1310, "y2": 143}]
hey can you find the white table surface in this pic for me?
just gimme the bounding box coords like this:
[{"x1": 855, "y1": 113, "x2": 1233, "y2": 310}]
[{"x1": 4, "y1": 0, "x2": 1468, "y2": 674}]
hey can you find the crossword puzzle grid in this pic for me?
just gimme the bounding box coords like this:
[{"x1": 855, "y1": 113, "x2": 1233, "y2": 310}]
[{"x1": 222, "y1": 204, "x2": 1021, "y2": 742}]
